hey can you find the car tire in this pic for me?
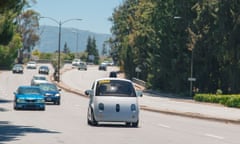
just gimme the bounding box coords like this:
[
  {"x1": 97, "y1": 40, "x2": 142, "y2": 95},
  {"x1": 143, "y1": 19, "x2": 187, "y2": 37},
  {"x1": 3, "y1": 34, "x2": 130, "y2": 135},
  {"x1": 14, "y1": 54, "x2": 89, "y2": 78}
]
[
  {"x1": 54, "y1": 101, "x2": 60, "y2": 105},
  {"x1": 14, "y1": 104, "x2": 18, "y2": 110},
  {"x1": 132, "y1": 120, "x2": 139, "y2": 128},
  {"x1": 126, "y1": 122, "x2": 131, "y2": 127},
  {"x1": 89, "y1": 108, "x2": 97, "y2": 126}
]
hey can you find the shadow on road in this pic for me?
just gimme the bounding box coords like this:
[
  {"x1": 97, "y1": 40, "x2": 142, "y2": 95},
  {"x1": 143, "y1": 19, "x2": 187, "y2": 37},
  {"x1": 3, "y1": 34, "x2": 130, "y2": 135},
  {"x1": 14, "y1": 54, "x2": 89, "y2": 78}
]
[
  {"x1": 0, "y1": 99, "x2": 12, "y2": 112},
  {"x1": 0, "y1": 99, "x2": 12, "y2": 104},
  {"x1": 0, "y1": 121, "x2": 60, "y2": 143}
]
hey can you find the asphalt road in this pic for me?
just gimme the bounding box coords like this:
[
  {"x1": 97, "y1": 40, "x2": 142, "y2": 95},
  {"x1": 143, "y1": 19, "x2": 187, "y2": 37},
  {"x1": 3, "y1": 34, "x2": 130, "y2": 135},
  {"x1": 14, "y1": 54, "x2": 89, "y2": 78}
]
[{"x1": 0, "y1": 63, "x2": 240, "y2": 144}]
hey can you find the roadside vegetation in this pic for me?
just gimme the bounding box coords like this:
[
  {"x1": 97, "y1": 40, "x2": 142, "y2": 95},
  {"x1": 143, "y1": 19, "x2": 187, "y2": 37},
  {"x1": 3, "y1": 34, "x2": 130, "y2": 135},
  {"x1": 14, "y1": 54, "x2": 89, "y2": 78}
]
[
  {"x1": 194, "y1": 93, "x2": 240, "y2": 108},
  {"x1": 109, "y1": 0, "x2": 240, "y2": 96}
]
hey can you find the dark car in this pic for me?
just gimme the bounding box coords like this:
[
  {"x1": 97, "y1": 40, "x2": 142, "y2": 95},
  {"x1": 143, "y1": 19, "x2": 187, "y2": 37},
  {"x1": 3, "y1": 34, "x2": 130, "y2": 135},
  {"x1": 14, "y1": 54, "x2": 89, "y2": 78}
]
[
  {"x1": 109, "y1": 71, "x2": 117, "y2": 77},
  {"x1": 14, "y1": 86, "x2": 45, "y2": 110},
  {"x1": 38, "y1": 83, "x2": 61, "y2": 105},
  {"x1": 38, "y1": 65, "x2": 49, "y2": 75},
  {"x1": 12, "y1": 64, "x2": 24, "y2": 74},
  {"x1": 99, "y1": 63, "x2": 107, "y2": 71}
]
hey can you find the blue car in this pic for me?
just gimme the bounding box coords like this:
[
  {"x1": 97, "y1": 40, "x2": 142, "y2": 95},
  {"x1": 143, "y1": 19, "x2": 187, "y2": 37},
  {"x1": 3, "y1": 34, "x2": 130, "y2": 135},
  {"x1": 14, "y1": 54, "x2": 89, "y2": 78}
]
[
  {"x1": 14, "y1": 86, "x2": 45, "y2": 110},
  {"x1": 38, "y1": 83, "x2": 61, "y2": 105}
]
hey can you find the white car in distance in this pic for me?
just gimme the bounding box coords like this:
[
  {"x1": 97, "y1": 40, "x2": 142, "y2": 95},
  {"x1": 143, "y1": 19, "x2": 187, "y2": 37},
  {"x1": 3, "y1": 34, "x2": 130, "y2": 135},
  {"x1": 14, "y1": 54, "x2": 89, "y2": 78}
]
[
  {"x1": 31, "y1": 75, "x2": 48, "y2": 86},
  {"x1": 72, "y1": 59, "x2": 81, "y2": 67},
  {"x1": 26, "y1": 61, "x2": 37, "y2": 69}
]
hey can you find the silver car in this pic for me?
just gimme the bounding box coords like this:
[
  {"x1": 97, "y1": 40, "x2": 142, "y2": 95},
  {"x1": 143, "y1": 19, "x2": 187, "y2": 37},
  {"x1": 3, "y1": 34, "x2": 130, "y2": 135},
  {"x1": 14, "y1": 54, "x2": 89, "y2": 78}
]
[
  {"x1": 31, "y1": 75, "x2": 48, "y2": 86},
  {"x1": 85, "y1": 78, "x2": 142, "y2": 127}
]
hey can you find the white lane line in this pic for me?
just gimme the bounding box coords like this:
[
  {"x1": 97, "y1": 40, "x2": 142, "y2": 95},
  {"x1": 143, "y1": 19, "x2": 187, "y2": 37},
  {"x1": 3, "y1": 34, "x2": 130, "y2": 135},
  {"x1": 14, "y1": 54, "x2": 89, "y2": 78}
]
[
  {"x1": 157, "y1": 123, "x2": 171, "y2": 128},
  {"x1": 204, "y1": 133, "x2": 224, "y2": 140}
]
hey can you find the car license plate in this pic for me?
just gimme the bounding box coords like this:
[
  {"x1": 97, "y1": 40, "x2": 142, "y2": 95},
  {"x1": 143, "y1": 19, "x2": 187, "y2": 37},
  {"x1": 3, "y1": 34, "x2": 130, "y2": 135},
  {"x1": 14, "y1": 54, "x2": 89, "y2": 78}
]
[{"x1": 47, "y1": 97, "x2": 52, "y2": 101}]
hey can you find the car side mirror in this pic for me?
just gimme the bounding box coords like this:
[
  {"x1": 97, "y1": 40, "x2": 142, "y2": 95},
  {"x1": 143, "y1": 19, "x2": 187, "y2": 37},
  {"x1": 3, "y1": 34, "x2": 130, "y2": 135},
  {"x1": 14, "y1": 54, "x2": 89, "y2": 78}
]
[
  {"x1": 136, "y1": 90, "x2": 143, "y2": 97},
  {"x1": 85, "y1": 90, "x2": 93, "y2": 96}
]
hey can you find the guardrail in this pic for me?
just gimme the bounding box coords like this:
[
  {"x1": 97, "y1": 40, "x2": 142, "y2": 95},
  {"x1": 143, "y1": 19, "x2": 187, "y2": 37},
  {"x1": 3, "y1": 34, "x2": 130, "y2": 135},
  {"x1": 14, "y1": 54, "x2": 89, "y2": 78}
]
[{"x1": 132, "y1": 77, "x2": 146, "y2": 87}]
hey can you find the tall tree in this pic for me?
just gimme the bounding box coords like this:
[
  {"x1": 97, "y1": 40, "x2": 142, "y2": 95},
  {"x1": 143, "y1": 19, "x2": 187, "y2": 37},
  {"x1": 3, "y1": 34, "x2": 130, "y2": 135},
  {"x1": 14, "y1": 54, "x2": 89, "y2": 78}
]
[
  {"x1": 17, "y1": 9, "x2": 40, "y2": 61},
  {"x1": 85, "y1": 36, "x2": 99, "y2": 64},
  {"x1": 63, "y1": 42, "x2": 70, "y2": 54}
]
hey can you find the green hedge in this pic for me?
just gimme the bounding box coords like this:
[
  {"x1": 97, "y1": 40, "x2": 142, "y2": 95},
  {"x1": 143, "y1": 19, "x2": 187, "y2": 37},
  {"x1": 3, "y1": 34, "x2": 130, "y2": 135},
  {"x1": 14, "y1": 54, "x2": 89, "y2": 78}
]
[{"x1": 194, "y1": 94, "x2": 240, "y2": 108}]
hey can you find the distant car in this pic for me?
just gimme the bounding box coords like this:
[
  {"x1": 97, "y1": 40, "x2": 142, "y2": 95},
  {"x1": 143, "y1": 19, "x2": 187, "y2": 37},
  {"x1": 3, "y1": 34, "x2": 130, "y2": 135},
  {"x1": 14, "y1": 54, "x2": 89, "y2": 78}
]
[
  {"x1": 72, "y1": 59, "x2": 81, "y2": 67},
  {"x1": 85, "y1": 78, "x2": 142, "y2": 127},
  {"x1": 109, "y1": 71, "x2": 117, "y2": 78},
  {"x1": 13, "y1": 86, "x2": 45, "y2": 110},
  {"x1": 12, "y1": 64, "x2": 24, "y2": 74},
  {"x1": 27, "y1": 61, "x2": 37, "y2": 69},
  {"x1": 38, "y1": 65, "x2": 49, "y2": 75},
  {"x1": 98, "y1": 63, "x2": 107, "y2": 71},
  {"x1": 31, "y1": 75, "x2": 48, "y2": 86},
  {"x1": 38, "y1": 83, "x2": 61, "y2": 105},
  {"x1": 103, "y1": 61, "x2": 114, "y2": 66},
  {"x1": 78, "y1": 62, "x2": 87, "y2": 71}
]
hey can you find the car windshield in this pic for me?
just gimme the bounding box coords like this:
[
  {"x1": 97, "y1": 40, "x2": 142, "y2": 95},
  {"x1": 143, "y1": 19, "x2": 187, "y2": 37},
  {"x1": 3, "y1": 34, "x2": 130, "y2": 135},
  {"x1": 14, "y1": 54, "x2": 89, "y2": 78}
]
[
  {"x1": 14, "y1": 65, "x2": 23, "y2": 68},
  {"x1": 95, "y1": 80, "x2": 136, "y2": 97},
  {"x1": 34, "y1": 76, "x2": 46, "y2": 80},
  {"x1": 18, "y1": 87, "x2": 41, "y2": 94},
  {"x1": 28, "y1": 62, "x2": 36, "y2": 64},
  {"x1": 39, "y1": 84, "x2": 58, "y2": 91},
  {"x1": 40, "y1": 66, "x2": 48, "y2": 69}
]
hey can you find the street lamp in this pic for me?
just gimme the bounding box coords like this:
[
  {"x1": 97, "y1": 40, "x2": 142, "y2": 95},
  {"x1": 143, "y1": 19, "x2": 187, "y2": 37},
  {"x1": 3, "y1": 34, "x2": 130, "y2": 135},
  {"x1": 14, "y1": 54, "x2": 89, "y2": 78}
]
[
  {"x1": 173, "y1": 16, "x2": 196, "y2": 97},
  {"x1": 40, "y1": 17, "x2": 82, "y2": 82}
]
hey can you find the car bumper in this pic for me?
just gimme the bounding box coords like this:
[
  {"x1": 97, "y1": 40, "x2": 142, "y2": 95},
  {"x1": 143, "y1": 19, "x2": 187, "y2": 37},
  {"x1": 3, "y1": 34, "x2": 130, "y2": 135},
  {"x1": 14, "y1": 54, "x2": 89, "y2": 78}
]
[
  {"x1": 94, "y1": 109, "x2": 139, "y2": 122},
  {"x1": 15, "y1": 102, "x2": 45, "y2": 110},
  {"x1": 13, "y1": 70, "x2": 23, "y2": 73},
  {"x1": 44, "y1": 96, "x2": 60, "y2": 103},
  {"x1": 39, "y1": 71, "x2": 49, "y2": 74}
]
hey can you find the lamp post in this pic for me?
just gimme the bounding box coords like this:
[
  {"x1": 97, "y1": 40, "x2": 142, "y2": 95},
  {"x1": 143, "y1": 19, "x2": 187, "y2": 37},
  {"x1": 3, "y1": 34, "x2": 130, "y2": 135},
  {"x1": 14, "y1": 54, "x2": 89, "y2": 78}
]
[{"x1": 40, "y1": 17, "x2": 82, "y2": 82}]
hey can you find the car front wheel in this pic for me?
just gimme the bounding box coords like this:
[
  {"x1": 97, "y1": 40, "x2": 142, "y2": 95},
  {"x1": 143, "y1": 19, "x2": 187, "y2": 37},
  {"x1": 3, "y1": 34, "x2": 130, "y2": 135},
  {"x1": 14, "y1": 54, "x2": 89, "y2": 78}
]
[{"x1": 88, "y1": 108, "x2": 97, "y2": 126}]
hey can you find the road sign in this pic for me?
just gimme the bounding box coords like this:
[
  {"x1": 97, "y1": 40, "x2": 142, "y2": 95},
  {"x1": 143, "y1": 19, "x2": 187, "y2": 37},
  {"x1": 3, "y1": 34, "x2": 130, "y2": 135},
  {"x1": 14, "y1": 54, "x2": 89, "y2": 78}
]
[{"x1": 188, "y1": 77, "x2": 196, "y2": 81}]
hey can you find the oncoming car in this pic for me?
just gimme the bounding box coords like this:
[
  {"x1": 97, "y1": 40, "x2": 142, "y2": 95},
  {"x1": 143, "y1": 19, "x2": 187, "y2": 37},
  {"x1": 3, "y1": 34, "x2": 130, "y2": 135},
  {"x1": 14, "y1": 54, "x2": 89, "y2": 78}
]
[
  {"x1": 38, "y1": 83, "x2": 61, "y2": 105},
  {"x1": 85, "y1": 78, "x2": 142, "y2": 127},
  {"x1": 31, "y1": 75, "x2": 48, "y2": 86},
  {"x1": 38, "y1": 65, "x2": 49, "y2": 75},
  {"x1": 78, "y1": 62, "x2": 87, "y2": 71},
  {"x1": 98, "y1": 63, "x2": 107, "y2": 71},
  {"x1": 27, "y1": 61, "x2": 37, "y2": 69},
  {"x1": 13, "y1": 86, "x2": 45, "y2": 110},
  {"x1": 72, "y1": 59, "x2": 81, "y2": 67},
  {"x1": 12, "y1": 64, "x2": 24, "y2": 74}
]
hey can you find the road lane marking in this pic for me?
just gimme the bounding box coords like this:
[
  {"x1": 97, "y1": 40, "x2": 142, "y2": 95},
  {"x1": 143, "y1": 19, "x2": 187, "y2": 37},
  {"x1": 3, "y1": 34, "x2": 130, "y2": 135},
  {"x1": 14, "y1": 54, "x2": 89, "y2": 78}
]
[
  {"x1": 204, "y1": 133, "x2": 224, "y2": 140},
  {"x1": 158, "y1": 123, "x2": 171, "y2": 128}
]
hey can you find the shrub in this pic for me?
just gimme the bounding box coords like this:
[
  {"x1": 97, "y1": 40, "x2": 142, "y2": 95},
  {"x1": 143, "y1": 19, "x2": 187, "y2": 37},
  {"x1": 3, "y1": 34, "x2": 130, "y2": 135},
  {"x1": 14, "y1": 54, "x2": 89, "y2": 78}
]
[{"x1": 194, "y1": 93, "x2": 240, "y2": 108}]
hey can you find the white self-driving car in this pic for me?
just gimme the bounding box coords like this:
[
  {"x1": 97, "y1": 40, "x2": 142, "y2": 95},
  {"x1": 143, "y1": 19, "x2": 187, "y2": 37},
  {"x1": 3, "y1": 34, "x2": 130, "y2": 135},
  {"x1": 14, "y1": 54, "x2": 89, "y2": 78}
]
[{"x1": 85, "y1": 78, "x2": 142, "y2": 127}]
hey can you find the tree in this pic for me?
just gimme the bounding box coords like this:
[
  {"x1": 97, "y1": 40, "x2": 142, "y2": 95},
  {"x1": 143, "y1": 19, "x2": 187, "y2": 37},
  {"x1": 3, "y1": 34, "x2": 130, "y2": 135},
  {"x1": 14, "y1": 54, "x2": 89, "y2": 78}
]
[
  {"x1": 63, "y1": 42, "x2": 70, "y2": 54},
  {"x1": 101, "y1": 41, "x2": 108, "y2": 56},
  {"x1": 17, "y1": 9, "x2": 40, "y2": 62},
  {"x1": 0, "y1": 0, "x2": 28, "y2": 68},
  {"x1": 85, "y1": 36, "x2": 99, "y2": 64}
]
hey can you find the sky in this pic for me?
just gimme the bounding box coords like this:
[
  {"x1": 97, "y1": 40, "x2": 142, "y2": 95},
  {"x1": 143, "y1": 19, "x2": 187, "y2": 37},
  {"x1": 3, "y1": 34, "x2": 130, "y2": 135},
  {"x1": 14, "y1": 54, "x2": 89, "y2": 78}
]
[{"x1": 32, "y1": 0, "x2": 123, "y2": 34}]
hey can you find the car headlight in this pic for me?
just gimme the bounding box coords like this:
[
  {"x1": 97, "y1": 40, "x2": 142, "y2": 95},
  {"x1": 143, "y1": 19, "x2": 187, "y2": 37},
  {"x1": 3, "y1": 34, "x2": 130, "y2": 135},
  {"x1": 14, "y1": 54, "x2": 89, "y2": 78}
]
[
  {"x1": 131, "y1": 104, "x2": 137, "y2": 112},
  {"x1": 55, "y1": 93, "x2": 60, "y2": 97},
  {"x1": 37, "y1": 99, "x2": 45, "y2": 103},
  {"x1": 98, "y1": 103, "x2": 104, "y2": 111},
  {"x1": 16, "y1": 99, "x2": 25, "y2": 103}
]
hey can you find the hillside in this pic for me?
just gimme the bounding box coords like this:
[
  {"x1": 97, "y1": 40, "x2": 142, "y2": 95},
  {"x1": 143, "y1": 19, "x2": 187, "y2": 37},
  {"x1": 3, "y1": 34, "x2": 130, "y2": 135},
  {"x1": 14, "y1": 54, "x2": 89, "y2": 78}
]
[{"x1": 37, "y1": 25, "x2": 111, "y2": 53}]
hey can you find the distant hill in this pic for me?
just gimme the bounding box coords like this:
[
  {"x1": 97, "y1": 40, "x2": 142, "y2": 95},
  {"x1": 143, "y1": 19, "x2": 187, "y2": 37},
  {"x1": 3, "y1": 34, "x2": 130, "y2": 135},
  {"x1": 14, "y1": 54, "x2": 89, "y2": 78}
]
[{"x1": 36, "y1": 25, "x2": 111, "y2": 54}]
